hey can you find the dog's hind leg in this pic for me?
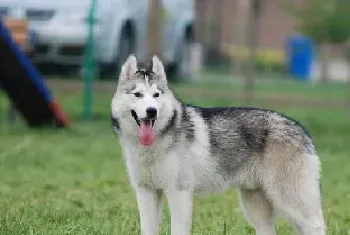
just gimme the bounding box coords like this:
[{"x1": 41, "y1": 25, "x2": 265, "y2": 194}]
[
  {"x1": 264, "y1": 153, "x2": 326, "y2": 235},
  {"x1": 238, "y1": 189, "x2": 276, "y2": 235},
  {"x1": 269, "y1": 185, "x2": 325, "y2": 235},
  {"x1": 267, "y1": 185, "x2": 325, "y2": 235}
]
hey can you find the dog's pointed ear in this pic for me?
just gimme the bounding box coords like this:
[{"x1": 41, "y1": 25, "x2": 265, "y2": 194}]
[
  {"x1": 150, "y1": 55, "x2": 166, "y2": 80},
  {"x1": 120, "y1": 54, "x2": 137, "y2": 80}
]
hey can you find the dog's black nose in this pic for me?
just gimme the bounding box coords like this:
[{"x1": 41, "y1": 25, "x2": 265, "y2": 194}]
[{"x1": 146, "y1": 107, "x2": 157, "y2": 119}]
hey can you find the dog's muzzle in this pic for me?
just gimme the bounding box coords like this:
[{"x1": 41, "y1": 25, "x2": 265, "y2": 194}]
[{"x1": 131, "y1": 110, "x2": 156, "y2": 127}]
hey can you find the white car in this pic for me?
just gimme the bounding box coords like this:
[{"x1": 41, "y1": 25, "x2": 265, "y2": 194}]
[{"x1": 0, "y1": 0, "x2": 195, "y2": 79}]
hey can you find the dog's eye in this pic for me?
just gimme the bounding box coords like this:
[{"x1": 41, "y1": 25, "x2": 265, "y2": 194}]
[
  {"x1": 153, "y1": 93, "x2": 160, "y2": 98},
  {"x1": 134, "y1": 92, "x2": 143, "y2": 98}
]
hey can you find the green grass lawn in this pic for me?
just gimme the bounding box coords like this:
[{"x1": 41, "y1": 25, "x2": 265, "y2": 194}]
[
  {"x1": 0, "y1": 78, "x2": 350, "y2": 234},
  {"x1": 180, "y1": 73, "x2": 349, "y2": 103}
]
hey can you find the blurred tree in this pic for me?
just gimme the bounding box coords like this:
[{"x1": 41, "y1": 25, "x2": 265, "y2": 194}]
[
  {"x1": 280, "y1": 0, "x2": 350, "y2": 82},
  {"x1": 147, "y1": 0, "x2": 163, "y2": 59},
  {"x1": 231, "y1": 0, "x2": 250, "y2": 76},
  {"x1": 245, "y1": 0, "x2": 261, "y2": 104}
]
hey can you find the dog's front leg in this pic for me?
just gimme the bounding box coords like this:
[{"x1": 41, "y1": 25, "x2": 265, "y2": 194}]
[
  {"x1": 166, "y1": 190, "x2": 193, "y2": 235},
  {"x1": 136, "y1": 187, "x2": 163, "y2": 235}
]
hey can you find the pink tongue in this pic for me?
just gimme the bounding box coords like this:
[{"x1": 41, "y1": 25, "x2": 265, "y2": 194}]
[{"x1": 139, "y1": 121, "x2": 155, "y2": 146}]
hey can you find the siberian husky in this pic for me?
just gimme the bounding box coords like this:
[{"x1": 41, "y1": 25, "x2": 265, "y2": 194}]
[{"x1": 110, "y1": 55, "x2": 325, "y2": 235}]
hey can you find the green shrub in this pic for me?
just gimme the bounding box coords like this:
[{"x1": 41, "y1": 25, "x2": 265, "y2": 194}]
[{"x1": 227, "y1": 45, "x2": 287, "y2": 73}]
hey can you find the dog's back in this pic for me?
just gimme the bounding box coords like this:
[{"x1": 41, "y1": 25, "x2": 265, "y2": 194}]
[{"x1": 188, "y1": 105, "x2": 312, "y2": 167}]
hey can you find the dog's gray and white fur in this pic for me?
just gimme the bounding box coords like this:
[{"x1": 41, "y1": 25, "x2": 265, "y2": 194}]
[{"x1": 111, "y1": 55, "x2": 325, "y2": 235}]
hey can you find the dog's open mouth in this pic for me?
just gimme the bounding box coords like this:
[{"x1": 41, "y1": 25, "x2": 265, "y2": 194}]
[{"x1": 131, "y1": 110, "x2": 156, "y2": 146}]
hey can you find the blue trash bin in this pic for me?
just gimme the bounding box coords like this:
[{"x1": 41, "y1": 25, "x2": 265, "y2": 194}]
[{"x1": 286, "y1": 35, "x2": 314, "y2": 81}]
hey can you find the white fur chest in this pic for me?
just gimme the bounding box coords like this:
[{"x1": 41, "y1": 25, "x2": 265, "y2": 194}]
[{"x1": 122, "y1": 140, "x2": 182, "y2": 191}]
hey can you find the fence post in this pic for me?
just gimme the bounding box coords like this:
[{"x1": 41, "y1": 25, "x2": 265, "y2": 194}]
[{"x1": 83, "y1": 0, "x2": 97, "y2": 120}]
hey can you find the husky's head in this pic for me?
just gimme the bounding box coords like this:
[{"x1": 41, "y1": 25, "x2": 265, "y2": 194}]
[{"x1": 111, "y1": 54, "x2": 177, "y2": 146}]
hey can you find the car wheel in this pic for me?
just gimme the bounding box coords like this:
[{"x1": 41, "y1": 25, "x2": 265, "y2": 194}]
[
  {"x1": 167, "y1": 38, "x2": 192, "y2": 83},
  {"x1": 99, "y1": 29, "x2": 134, "y2": 79},
  {"x1": 116, "y1": 33, "x2": 133, "y2": 71},
  {"x1": 177, "y1": 39, "x2": 192, "y2": 81}
]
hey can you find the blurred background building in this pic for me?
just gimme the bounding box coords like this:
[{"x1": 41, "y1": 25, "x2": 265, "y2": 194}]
[
  {"x1": 194, "y1": 0, "x2": 350, "y2": 82},
  {"x1": 195, "y1": 0, "x2": 295, "y2": 62}
]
